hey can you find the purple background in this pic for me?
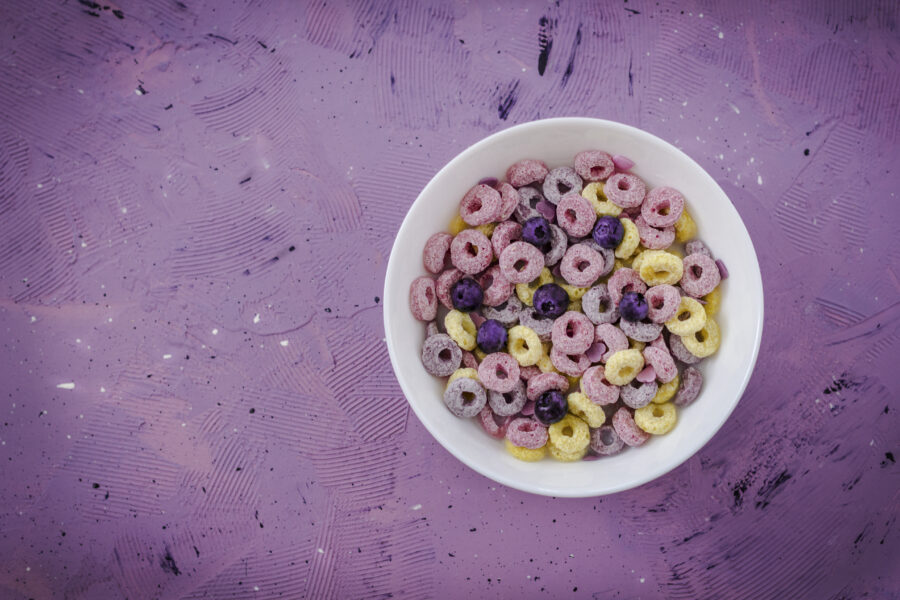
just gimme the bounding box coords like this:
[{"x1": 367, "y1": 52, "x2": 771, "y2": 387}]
[{"x1": 1, "y1": 0, "x2": 898, "y2": 598}]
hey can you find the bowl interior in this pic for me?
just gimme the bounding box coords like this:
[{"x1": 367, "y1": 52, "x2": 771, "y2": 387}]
[{"x1": 384, "y1": 118, "x2": 763, "y2": 497}]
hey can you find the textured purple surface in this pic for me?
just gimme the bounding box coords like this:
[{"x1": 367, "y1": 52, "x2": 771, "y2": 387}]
[{"x1": 1, "y1": 1, "x2": 898, "y2": 598}]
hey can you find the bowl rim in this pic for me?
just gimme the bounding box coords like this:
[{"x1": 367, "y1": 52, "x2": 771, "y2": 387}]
[{"x1": 383, "y1": 117, "x2": 764, "y2": 497}]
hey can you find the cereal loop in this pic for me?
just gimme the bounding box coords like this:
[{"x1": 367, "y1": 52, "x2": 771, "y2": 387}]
[
  {"x1": 450, "y1": 229, "x2": 493, "y2": 274},
  {"x1": 491, "y1": 221, "x2": 522, "y2": 257},
  {"x1": 685, "y1": 239, "x2": 712, "y2": 258},
  {"x1": 634, "y1": 215, "x2": 676, "y2": 250},
  {"x1": 548, "y1": 443, "x2": 588, "y2": 462},
  {"x1": 604, "y1": 173, "x2": 647, "y2": 208},
  {"x1": 475, "y1": 223, "x2": 496, "y2": 238},
  {"x1": 542, "y1": 166, "x2": 583, "y2": 204},
  {"x1": 612, "y1": 407, "x2": 651, "y2": 447},
  {"x1": 594, "y1": 323, "x2": 629, "y2": 362},
  {"x1": 665, "y1": 297, "x2": 707, "y2": 336},
  {"x1": 556, "y1": 193, "x2": 597, "y2": 238},
  {"x1": 479, "y1": 405, "x2": 510, "y2": 439},
  {"x1": 674, "y1": 208, "x2": 697, "y2": 242},
  {"x1": 634, "y1": 402, "x2": 677, "y2": 435},
  {"x1": 559, "y1": 282, "x2": 588, "y2": 301},
  {"x1": 590, "y1": 425, "x2": 625, "y2": 456},
  {"x1": 489, "y1": 380, "x2": 528, "y2": 416},
  {"x1": 514, "y1": 186, "x2": 544, "y2": 223},
  {"x1": 567, "y1": 392, "x2": 606, "y2": 427},
  {"x1": 614, "y1": 217, "x2": 641, "y2": 259},
  {"x1": 582, "y1": 182, "x2": 623, "y2": 217},
  {"x1": 619, "y1": 318, "x2": 664, "y2": 343},
  {"x1": 560, "y1": 244, "x2": 608, "y2": 287},
  {"x1": 574, "y1": 150, "x2": 615, "y2": 182},
  {"x1": 607, "y1": 268, "x2": 648, "y2": 306},
  {"x1": 604, "y1": 349, "x2": 645, "y2": 386},
  {"x1": 421, "y1": 334, "x2": 462, "y2": 377},
  {"x1": 516, "y1": 267, "x2": 554, "y2": 306},
  {"x1": 551, "y1": 311, "x2": 595, "y2": 354},
  {"x1": 674, "y1": 366, "x2": 703, "y2": 407},
  {"x1": 548, "y1": 414, "x2": 591, "y2": 454},
  {"x1": 423, "y1": 232, "x2": 452, "y2": 274},
  {"x1": 506, "y1": 417, "x2": 549, "y2": 449},
  {"x1": 549, "y1": 346, "x2": 591, "y2": 376},
  {"x1": 436, "y1": 268, "x2": 463, "y2": 309},
  {"x1": 409, "y1": 276, "x2": 438, "y2": 321},
  {"x1": 478, "y1": 352, "x2": 521, "y2": 393},
  {"x1": 507, "y1": 325, "x2": 542, "y2": 366},
  {"x1": 680, "y1": 253, "x2": 721, "y2": 297},
  {"x1": 638, "y1": 251, "x2": 684, "y2": 286},
  {"x1": 620, "y1": 379, "x2": 658, "y2": 409},
  {"x1": 580, "y1": 366, "x2": 620, "y2": 405},
  {"x1": 642, "y1": 346, "x2": 677, "y2": 383},
  {"x1": 645, "y1": 284, "x2": 681, "y2": 323},
  {"x1": 641, "y1": 187, "x2": 684, "y2": 228},
  {"x1": 505, "y1": 439, "x2": 547, "y2": 461},
  {"x1": 526, "y1": 372, "x2": 569, "y2": 401},
  {"x1": 497, "y1": 182, "x2": 521, "y2": 221},
  {"x1": 680, "y1": 316, "x2": 720, "y2": 358},
  {"x1": 479, "y1": 265, "x2": 514, "y2": 307},
  {"x1": 460, "y1": 184, "x2": 502, "y2": 225},
  {"x1": 499, "y1": 241, "x2": 546, "y2": 285},
  {"x1": 443, "y1": 376, "x2": 487, "y2": 418},
  {"x1": 704, "y1": 286, "x2": 722, "y2": 317},
  {"x1": 448, "y1": 213, "x2": 468, "y2": 235},
  {"x1": 582, "y1": 284, "x2": 620, "y2": 324},
  {"x1": 482, "y1": 295, "x2": 522, "y2": 328},
  {"x1": 447, "y1": 368, "x2": 479, "y2": 385},
  {"x1": 506, "y1": 159, "x2": 549, "y2": 188},
  {"x1": 652, "y1": 373, "x2": 680, "y2": 404},
  {"x1": 445, "y1": 309, "x2": 477, "y2": 351}
]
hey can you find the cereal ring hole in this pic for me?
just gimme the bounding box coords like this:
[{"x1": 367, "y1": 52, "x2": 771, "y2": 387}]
[
  {"x1": 695, "y1": 330, "x2": 707, "y2": 343},
  {"x1": 654, "y1": 269, "x2": 669, "y2": 277},
  {"x1": 677, "y1": 311, "x2": 691, "y2": 321},
  {"x1": 691, "y1": 265, "x2": 702, "y2": 278},
  {"x1": 426, "y1": 288, "x2": 434, "y2": 302},
  {"x1": 617, "y1": 179, "x2": 631, "y2": 191},
  {"x1": 565, "y1": 208, "x2": 577, "y2": 221},
  {"x1": 466, "y1": 243, "x2": 480, "y2": 257},
  {"x1": 576, "y1": 260, "x2": 590, "y2": 272},
  {"x1": 652, "y1": 406, "x2": 664, "y2": 418},
  {"x1": 557, "y1": 182, "x2": 571, "y2": 194},
  {"x1": 514, "y1": 259, "x2": 528, "y2": 271},
  {"x1": 651, "y1": 297, "x2": 663, "y2": 309},
  {"x1": 590, "y1": 166, "x2": 605, "y2": 179},
  {"x1": 482, "y1": 274, "x2": 494, "y2": 288},
  {"x1": 566, "y1": 322, "x2": 576, "y2": 337},
  {"x1": 438, "y1": 349, "x2": 452, "y2": 361},
  {"x1": 619, "y1": 367, "x2": 634, "y2": 378},
  {"x1": 562, "y1": 425, "x2": 573, "y2": 437},
  {"x1": 470, "y1": 199, "x2": 482, "y2": 211},
  {"x1": 600, "y1": 428, "x2": 615, "y2": 445},
  {"x1": 657, "y1": 202, "x2": 670, "y2": 216},
  {"x1": 495, "y1": 367, "x2": 508, "y2": 380},
  {"x1": 462, "y1": 391, "x2": 477, "y2": 405}
]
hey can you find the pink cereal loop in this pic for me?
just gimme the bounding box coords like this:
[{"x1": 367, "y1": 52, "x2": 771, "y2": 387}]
[
  {"x1": 634, "y1": 215, "x2": 675, "y2": 250},
  {"x1": 491, "y1": 221, "x2": 523, "y2": 257},
  {"x1": 479, "y1": 406, "x2": 510, "y2": 439},
  {"x1": 435, "y1": 268, "x2": 463, "y2": 309},
  {"x1": 408, "y1": 276, "x2": 437, "y2": 321},
  {"x1": 604, "y1": 173, "x2": 647, "y2": 208},
  {"x1": 459, "y1": 184, "x2": 502, "y2": 226},
  {"x1": 499, "y1": 241, "x2": 545, "y2": 284},
  {"x1": 645, "y1": 284, "x2": 681, "y2": 323},
  {"x1": 636, "y1": 365, "x2": 657, "y2": 383},
  {"x1": 551, "y1": 311, "x2": 594, "y2": 354},
  {"x1": 680, "y1": 253, "x2": 722, "y2": 297},
  {"x1": 607, "y1": 268, "x2": 648, "y2": 306},
  {"x1": 556, "y1": 192, "x2": 597, "y2": 237},
  {"x1": 641, "y1": 187, "x2": 685, "y2": 228},
  {"x1": 649, "y1": 333, "x2": 669, "y2": 353},
  {"x1": 642, "y1": 346, "x2": 677, "y2": 383},
  {"x1": 594, "y1": 323, "x2": 628, "y2": 362},
  {"x1": 479, "y1": 265, "x2": 514, "y2": 307},
  {"x1": 423, "y1": 232, "x2": 452, "y2": 274},
  {"x1": 574, "y1": 150, "x2": 615, "y2": 182},
  {"x1": 549, "y1": 346, "x2": 591, "y2": 376},
  {"x1": 461, "y1": 351, "x2": 479, "y2": 369},
  {"x1": 519, "y1": 365, "x2": 542, "y2": 381},
  {"x1": 506, "y1": 159, "x2": 549, "y2": 188},
  {"x1": 580, "y1": 365, "x2": 620, "y2": 405},
  {"x1": 526, "y1": 372, "x2": 569, "y2": 401},
  {"x1": 478, "y1": 352, "x2": 521, "y2": 393},
  {"x1": 612, "y1": 407, "x2": 651, "y2": 447},
  {"x1": 560, "y1": 243, "x2": 607, "y2": 287},
  {"x1": 450, "y1": 229, "x2": 493, "y2": 274},
  {"x1": 506, "y1": 417, "x2": 549, "y2": 449},
  {"x1": 497, "y1": 183, "x2": 521, "y2": 220}
]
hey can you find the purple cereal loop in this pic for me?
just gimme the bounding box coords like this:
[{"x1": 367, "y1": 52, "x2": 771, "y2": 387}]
[
  {"x1": 594, "y1": 323, "x2": 628, "y2": 362},
  {"x1": 436, "y1": 268, "x2": 464, "y2": 309},
  {"x1": 585, "y1": 341, "x2": 607, "y2": 363},
  {"x1": 620, "y1": 379, "x2": 658, "y2": 409},
  {"x1": 514, "y1": 186, "x2": 544, "y2": 223},
  {"x1": 491, "y1": 220, "x2": 523, "y2": 257},
  {"x1": 536, "y1": 198, "x2": 557, "y2": 222},
  {"x1": 641, "y1": 187, "x2": 685, "y2": 228},
  {"x1": 461, "y1": 350, "x2": 479, "y2": 369},
  {"x1": 560, "y1": 243, "x2": 607, "y2": 287},
  {"x1": 604, "y1": 173, "x2": 647, "y2": 208},
  {"x1": 674, "y1": 366, "x2": 703, "y2": 407},
  {"x1": 685, "y1": 239, "x2": 712, "y2": 258},
  {"x1": 499, "y1": 241, "x2": 545, "y2": 284},
  {"x1": 549, "y1": 346, "x2": 591, "y2": 376},
  {"x1": 450, "y1": 229, "x2": 493, "y2": 274},
  {"x1": 619, "y1": 318, "x2": 664, "y2": 342},
  {"x1": 612, "y1": 407, "x2": 651, "y2": 446},
  {"x1": 611, "y1": 155, "x2": 635, "y2": 171},
  {"x1": 582, "y1": 284, "x2": 620, "y2": 324},
  {"x1": 642, "y1": 346, "x2": 677, "y2": 383},
  {"x1": 443, "y1": 376, "x2": 487, "y2": 418},
  {"x1": 497, "y1": 182, "x2": 520, "y2": 221},
  {"x1": 479, "y1": 265, "x2": 513, "y2": 307},
  {"x1": 526, "y1": 372, "x2": 569, "y2": 401},
  {"x1": 489, "y1": 380, "x2": 528, "y2": 416},
  {"x1": 478, "y1": 352, "x2": 521, "y2": 393},
  {"x1": 634, "y1": 215, "x2": 675, "y2": 250},
  {"x1": 607, "y1": 268, "x2": 648, "y2": 306},
  {"x1": 506, "y1": 417, "x2": 549, "y2": 449},
  {"x1": 551, "y1": 311, "x2": 594, "y2": 354},
  {"x1": 543, "y1": 224, "x2": 568, "y2": 267},
  {"x1": 581, "y1": 240, "x2": 616, "y2": 276},
  {"x1": 478, "y1": 405, "x2": 510, "y2": 439},
  {"x1": 482, "y1": 295, "x2": 522, "y2": 327},
  {"x1": 645, "y1": 284, "x2": 681, "y2": 323},
  {"x1": 680, "y1": 253, "x2": 721, "y2": 297},
  {"x1": 422, "y1": 334, "x2": 462, "y2": 377},
  {"x1": 716, "y1": 259, "x2": 729, "y2": 280},
  {"x1": 581, "y1": 366, "x2": 620, "y2": 405},
  {"x1": 556, "y1": 192, "x2": 597, "y2": 238},
  {"x1": 506, "y1": 159, "x2": 549, "y2": 188},
  {"x1": 636, "y1": 365, "x2": 656, "y2": 383},
  {"x1": 459, "y1": 184, "x2": 502, "y2": 225},
  {"x1": 426, "y1": 321, "x2": 441, "y2": 338},
  {"x1": 542, "y1": 166, "x2": 584, "y2": 204},
  {"x1": 409, "y1": 276, "x2": 438, "y2": 321},
  {"x1": 590, "y1": 425, "x2": 626, "y2": 455},
  {"x1": 518, "y1": 308, "x2": 554, "y2": 341},
  {"x1": 574, "y1": 150, "x2": 615, "y2": 182},
  {"x1": 423, "y1": 232, "x2": 453, "y2": 274},
  {"x1": 669, "y1": 333, "x2": 704, "y2": 365}
]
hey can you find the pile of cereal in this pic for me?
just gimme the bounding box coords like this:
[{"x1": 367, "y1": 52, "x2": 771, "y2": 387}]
[{"x1": 409, "y1": 151, "x2": 725, "y2": 462}]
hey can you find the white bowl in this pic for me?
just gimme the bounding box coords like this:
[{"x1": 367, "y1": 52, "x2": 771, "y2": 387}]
[{"x1": 383, "y1": 118, "x2": 763, "y2": 497}]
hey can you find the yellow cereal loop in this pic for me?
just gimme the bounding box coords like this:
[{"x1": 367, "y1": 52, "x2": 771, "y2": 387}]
[
  {"x1": 567, "y1": 392, "x2": 606, "y2": 428},
  {"x1": 674, "y1": 208, "x2": 697, "y2": 242},
  {"x1": 703, "y1": 286, "x2": 721, "y2": 317},
  {"x1": 681, "y1": 316, "x2": 720, "y2": 358},
  {"x1": 447, "y1": 368, "x2": 479, "y2": 385},
  {"x1": 566, "y1": 374, "x2": 581, "y2": 389},
  {"x1": 630, "y1": 248, "x2": 647, "y2": 273},
  {"x1": 629, "y1": 339, "x2": 646, "y2": 352},
  {"x1": 567, "y1": 299, "x2": 582, "y2": 312},
  {"x1": 507, "y1": 325, "x2": 542, "y2": 366},
  {"x1": 505, "y1": 439, "x2": 547, "y2": 462},
  {"x1": 639, "y1": 251, "x2": 684, "y2": 286},
  {"x1": 549, "y1": 443, "x2": 588, "y2": 462},
  {"x1": 652, "y1": 373, "x2": 680, "y2": 404},
  {"x1": 604, "y1": 349, "x2": 644, "y2": 386},
  {"x1": 615, "y1": 217, "x2": 640, "y2": 259},
  {"x1": 560, "y1": 283, "x2": 588, "y2": 301},
  {"x1": 537, "y1": 353, "x2": 558, "y2": 373},
  {"x1": 445, "y1": 310, "x2": 477, "y2": 351},
  {"x1": 613, "y1": 259, "x2": 626, "y2": 272},
  {"x1": 475, "y1": 222, "x2": 496, "y2": 238},
  {"x1": 448, "y1": 213, "x2": 469, "y2": 235},
  {"x1": 665, "y1": 297, "x2": 707, "y2": 336},
  {"x1": 582, "y1": 182, "x2": 622, "y2": 217},
  {"x1": 634, "y1": 402, "x2": 677, "y2": 435},
  {"x1": 582, "y1": 181, "x2": 607, "y2": 201},
  {"x1": 516, "y1": 267, "x2": 554, "y2": 306},
  {"x1": 474, "y1": 348, "x2": 487, "y2": 362},
  {"x1": 667, "y1": 246, "x2": 683, "y2": 259},
  {"x1": 541, "y1": 341, "x2": 552, "y2": 355},
  {"x1": 549, "y1": 414, "x2": 591, "y2": 454}
]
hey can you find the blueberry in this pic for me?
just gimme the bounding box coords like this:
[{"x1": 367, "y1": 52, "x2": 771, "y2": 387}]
[
  {"x1": 619, "y1": 291, "x2": 649, "y2": 322},
  {"x1": 534, "y1": 390, "x2": 567, "y2": 425},
  {"x1": 532, "y1": 284, "x2": 568, "y2": 319},
  {"x1": 476, "y1": 319, "x2": 508, "y2": 354},
  {"x1": 522, "y1": 216, "x2": 552, "y2": 247},
  {"x1": 592, "y1": 216, "x2": 625, "y2": 249},
  {"x1": 450, "y1": 278, "x2": 483, "y2": 312}
]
